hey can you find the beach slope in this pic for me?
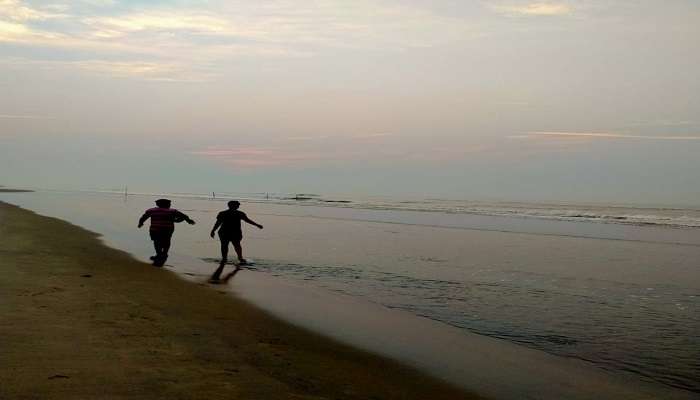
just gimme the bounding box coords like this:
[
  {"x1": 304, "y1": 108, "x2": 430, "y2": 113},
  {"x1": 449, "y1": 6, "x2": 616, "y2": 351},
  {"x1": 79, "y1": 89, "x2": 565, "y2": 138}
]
[{"x1": 0, "y1": 201, "x2": 478, "y2": 399}]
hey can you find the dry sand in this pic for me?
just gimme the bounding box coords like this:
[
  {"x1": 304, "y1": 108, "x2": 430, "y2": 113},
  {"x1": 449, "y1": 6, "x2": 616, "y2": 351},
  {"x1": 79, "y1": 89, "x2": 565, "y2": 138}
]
[{"x1": 0, "y1": 201, "x2": 480, "y2": 400}]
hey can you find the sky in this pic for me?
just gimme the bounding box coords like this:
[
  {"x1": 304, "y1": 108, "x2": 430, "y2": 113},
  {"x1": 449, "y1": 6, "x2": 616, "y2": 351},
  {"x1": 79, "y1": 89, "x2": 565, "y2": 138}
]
[{"x1": 1, "y1": 0, "x2": 699, "y2": 206}]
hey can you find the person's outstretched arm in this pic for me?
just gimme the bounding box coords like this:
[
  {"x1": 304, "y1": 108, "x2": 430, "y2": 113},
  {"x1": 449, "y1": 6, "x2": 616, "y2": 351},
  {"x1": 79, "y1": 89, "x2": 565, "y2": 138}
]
[
  {"x1": 175, "y1": 211, "x2": 196, "y2": 225},
  {"x1": 210, "y1": 219, "x2": 222, "y2": 238},
  {"x1": 138, "y1": 210, "x2": 151, "y2": 228},
  {"x1": 242, "y1": 214, "x2": 263, "y2": 229}
]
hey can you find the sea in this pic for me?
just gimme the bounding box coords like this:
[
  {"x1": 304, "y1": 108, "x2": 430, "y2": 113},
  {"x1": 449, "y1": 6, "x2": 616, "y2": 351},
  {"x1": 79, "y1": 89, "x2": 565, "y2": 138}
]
[{"x1": 2, "y1": 189, "x2": 698, "y2": 397}]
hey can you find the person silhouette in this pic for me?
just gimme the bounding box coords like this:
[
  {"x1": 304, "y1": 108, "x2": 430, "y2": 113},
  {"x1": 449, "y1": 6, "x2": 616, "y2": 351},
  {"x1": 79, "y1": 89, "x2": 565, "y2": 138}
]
[
  {"x1": 209, "y1": 200, "x2": 262, "y2": 281},
  {"x1": 138, "y1": 199, "x2": 195, "y2": 267}
]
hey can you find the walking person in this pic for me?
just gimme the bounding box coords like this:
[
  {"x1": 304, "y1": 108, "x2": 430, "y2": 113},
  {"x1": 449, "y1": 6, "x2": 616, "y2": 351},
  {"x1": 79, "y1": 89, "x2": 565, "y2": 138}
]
[
  {"x1": 209, "y1": 200, "x2": 263, "y2": 281},
  {"x1": 138, "y1": 199, "x2": 195, "y2": 267}
]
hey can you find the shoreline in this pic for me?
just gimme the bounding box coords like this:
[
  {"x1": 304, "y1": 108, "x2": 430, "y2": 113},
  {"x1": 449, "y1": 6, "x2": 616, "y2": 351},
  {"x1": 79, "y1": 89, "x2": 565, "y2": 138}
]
[{"x1": 0, "y1": 201, "x2": 478, "y2": 399}]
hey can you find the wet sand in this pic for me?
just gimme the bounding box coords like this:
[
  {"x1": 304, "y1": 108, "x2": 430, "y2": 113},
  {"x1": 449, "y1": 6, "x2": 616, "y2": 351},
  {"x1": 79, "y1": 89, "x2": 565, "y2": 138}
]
[{"x1": 0, "y1": 201, "x2": 478, "y2": 399}]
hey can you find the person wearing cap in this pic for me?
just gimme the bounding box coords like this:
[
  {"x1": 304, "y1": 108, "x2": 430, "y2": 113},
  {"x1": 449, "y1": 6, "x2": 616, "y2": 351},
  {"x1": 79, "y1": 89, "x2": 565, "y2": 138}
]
[
  {"x1": 138, "y1": 199, "x2": 195, "y2": 266},
  {"x1": 209, "y1": 200, "x2": 263, "y2": 281}
]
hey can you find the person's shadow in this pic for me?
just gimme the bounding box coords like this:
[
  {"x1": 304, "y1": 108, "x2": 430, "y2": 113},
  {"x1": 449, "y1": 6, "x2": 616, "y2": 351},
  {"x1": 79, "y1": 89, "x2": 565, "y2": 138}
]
[{"x1": 221, "y1": 266, "x2": 242, "y2": 283}]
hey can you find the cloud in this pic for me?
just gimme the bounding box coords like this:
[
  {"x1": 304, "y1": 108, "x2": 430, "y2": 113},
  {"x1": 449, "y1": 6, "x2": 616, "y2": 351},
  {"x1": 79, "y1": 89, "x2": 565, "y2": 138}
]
[
  {"x1": 78, "y1": 3, "x2": 475, "y2": 50},
  {"x1": 83, "y1": 12, "x2": 231, "y2": 35},
  {"x1": 191, "y1": 148, "x2": 275, "y2": 157},
  {"x1": 286, "y1": 133, "x2": 393, "y2": 142},
  {"x1": 351, "y1": 133, "x2": 394, "y2": 140},
  {"x1": 493, "y1": 2, "x2": 572, "y2": 16},
  {"x1": 0, "y1": 1, "x2": 70, "y2": 43},
  {"x1": 0, "y1": 114, "x2": 54, "y2": 119},
  {"x1": 190, "y1": 146, "x2": 331, "y2": 168},
  {"x1": 191, "y1": 138, "x2": 490, "y2": 170},
  {"x1": 627, "y1": 120, "x2": 697, "y2": 128},
  {"x1": 512, "y1": 131, "x2": 700, "y2": 140},
  {"x1": 1, "y1": 2, "x2": 475, "y2": 58},
  {"x1": 286, "y1": 135, "x2": 331, "y2": 141},
  {"x1": 72, "y1": 60, "x2": 214, "y2": 82},
  {"x1": 79, "y1": 0, "x2": 116, "y2": 6},
  {"x1": 0, "y1": 23, "x2": 65, "y2": 43},
  {"x1": 0, "y1": 19, "x2": 26, "y2": 36},
  {"x1": 495, "y1": 101, "x2": 531, "y2": 106},
  {"x1": 0, "y1": 0, "x2": 67, "y2": 22},
  {"x1": 0, "y1": 1, "x2": 481, "y2": 82},
  {"x1": 0, "y1": 56, "x2": 213, "y2": 82}
]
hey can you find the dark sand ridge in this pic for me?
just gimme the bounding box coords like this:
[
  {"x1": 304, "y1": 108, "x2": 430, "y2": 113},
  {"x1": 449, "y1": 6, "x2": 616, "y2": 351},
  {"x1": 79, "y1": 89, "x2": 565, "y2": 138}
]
[
  {"x1": 0, "y1": 188, "x2": 34, "y2": 193},
  {"x1": 0, "y1": 201, "x2": 478, "y2": 399}
]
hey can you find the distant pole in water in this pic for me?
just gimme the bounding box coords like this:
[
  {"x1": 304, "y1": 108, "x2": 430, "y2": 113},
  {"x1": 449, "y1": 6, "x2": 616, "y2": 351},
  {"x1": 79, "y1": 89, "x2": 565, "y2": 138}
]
[{"x1": 124, "y1": 186, "x2": 128, "y2": 202}]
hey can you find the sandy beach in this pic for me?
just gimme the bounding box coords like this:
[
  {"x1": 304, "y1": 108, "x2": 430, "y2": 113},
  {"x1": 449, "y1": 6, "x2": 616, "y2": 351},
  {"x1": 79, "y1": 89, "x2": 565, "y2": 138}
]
[{"x1": 0, "y1": 201, "x2": 478, "y2": 399}]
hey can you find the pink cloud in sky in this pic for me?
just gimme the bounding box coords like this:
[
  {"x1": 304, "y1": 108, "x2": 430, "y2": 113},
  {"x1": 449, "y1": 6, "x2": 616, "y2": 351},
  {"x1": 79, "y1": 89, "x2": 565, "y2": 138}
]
[
  {"x1": 190, "y1": 148, "x2": 275, "y2": 157},
  {"x1": 190, "y1": 139, "x2": 491, "y2": 170},
  {"x1": 512, "y1": 132, "x2": 700, "y2": 141},
  {"x1": 190, "y1": 146, "x2": 334, "y2": 168}
]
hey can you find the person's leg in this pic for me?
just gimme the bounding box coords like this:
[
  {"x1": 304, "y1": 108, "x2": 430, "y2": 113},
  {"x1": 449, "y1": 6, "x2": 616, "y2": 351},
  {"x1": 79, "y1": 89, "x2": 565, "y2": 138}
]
[
  {"x1": 161, "y1": 232, "x2": 172, "y2": 257},
  {"x1": 151, "y1": 239, "x2": 165, "y2": 266},
  {"x1": 150, "y1": 231, "x2": 160, "y2": 260},
  {"x1": 211, "y1": 239, "x2": 229, "y2": 281},
  {"x1": 233, "y1": 240, "x2": 245, "y2": 263},
  {"x1": 151, "y1": 240, "x2": 160, "y2": 259},
  {"x1": 150, "y1": 230, "x2": 172, "y2": 267},
  {"x1": 156, "y1": 233, "x2": 172, "y2": 266},
  {"x1": 220, "y1": 239, "x2": 229, "y2": 263},
  {"x1": 154, "y1": 239, "x2": 166, "y2": 265}
]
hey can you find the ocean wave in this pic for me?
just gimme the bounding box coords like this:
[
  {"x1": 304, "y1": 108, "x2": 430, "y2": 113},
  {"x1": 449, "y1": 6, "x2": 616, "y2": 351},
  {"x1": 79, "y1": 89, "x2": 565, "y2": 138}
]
[
  {"x1": 261, "y1": 196, "x2": 700, "y2": 229},
  {"x1": 88, "y1": 189, "x2": 700, "y2": 229}
]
